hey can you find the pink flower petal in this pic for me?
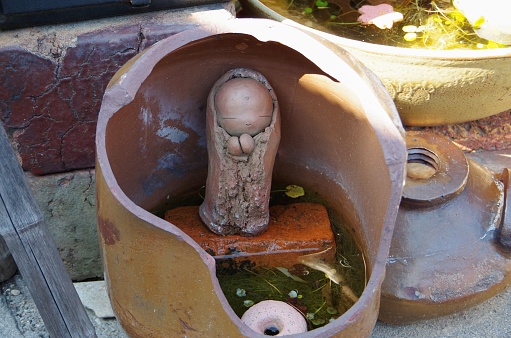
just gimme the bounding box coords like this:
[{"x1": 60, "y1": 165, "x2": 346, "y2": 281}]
[{"x1": 357, "y1": 4, "x2": 403, "y2": 29}]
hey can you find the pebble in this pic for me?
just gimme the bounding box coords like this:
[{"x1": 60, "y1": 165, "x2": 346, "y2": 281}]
[{"x1": 10, "y1": 289, "x2": 20, "y2": 296}]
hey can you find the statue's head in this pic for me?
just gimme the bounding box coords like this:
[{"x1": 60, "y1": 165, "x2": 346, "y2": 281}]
[{"x1": 215, "y1": 77, "x2": 273, "y2": 137}]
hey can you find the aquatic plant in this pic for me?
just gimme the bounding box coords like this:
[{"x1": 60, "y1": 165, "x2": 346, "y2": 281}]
[
  {"x1": 396, "y1": 2, "x2": 506, "y2": 49},
  {"x1": 217, "y1": 263, "x2": 360, "y2": 329},
  {"x1": 264, "y1": 0, "x2": 507, "y2": 49}
]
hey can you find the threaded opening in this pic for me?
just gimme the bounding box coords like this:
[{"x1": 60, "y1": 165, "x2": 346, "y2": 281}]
[{"x1": 406, "y1": 147, "x2": 440, "y2": 180}]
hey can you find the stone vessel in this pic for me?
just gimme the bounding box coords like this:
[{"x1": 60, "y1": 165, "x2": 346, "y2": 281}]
[
  {"x1": 240, "y1": 0, "x2": 511, "y2": 126},
  {"x1": 95, "y1": 19, "x2": 406, "y2": 337}
]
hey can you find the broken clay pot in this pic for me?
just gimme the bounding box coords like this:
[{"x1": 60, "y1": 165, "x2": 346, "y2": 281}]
[{"x1": 96, "y1": 19, "x2": 406, "y2": 337}]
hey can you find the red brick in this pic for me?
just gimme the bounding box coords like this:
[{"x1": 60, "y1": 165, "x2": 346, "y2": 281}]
[{"x1": 164, "y1": 203, "x2": 335, "y2": 268}]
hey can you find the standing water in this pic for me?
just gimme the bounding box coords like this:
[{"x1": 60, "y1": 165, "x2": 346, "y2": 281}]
[
  {"x1": 254, "y1": 0, "x2": 505, "y2": 49},
  {"x1": 161, "y1": 183, "x2": 366, "y2": 330}
]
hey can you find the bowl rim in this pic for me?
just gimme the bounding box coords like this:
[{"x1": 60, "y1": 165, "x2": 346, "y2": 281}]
[{"x1": 246, "y1": 0, "x2": 511, "y2": 61}]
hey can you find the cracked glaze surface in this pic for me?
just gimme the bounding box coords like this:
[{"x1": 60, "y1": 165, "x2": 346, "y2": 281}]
[{"x1": 0, "y1": 24, "x2": 193, "y2": 175}]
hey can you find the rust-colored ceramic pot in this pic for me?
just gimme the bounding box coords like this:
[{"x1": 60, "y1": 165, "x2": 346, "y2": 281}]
[
  {"x1": 379, "y1": 131, "x2": 511, "y2": 323},
  {"x1": 96, "y1": 19, "x2": 406, "y2": 337}
]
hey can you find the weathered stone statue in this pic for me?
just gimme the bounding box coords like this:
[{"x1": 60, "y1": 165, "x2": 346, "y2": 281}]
[{"x1": 199, "y1": 68, "x2": 280, "y2": 236}]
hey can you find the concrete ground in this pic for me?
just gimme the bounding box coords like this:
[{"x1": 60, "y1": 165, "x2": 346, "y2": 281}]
[
  {"x1": 0, "y1": 274, "x2": 127, "y2": 338},
  {"x1": 0, "y1": 149, "x2": 510, "y2": 337}
]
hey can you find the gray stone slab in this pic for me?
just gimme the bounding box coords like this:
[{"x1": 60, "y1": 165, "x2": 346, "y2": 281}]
[
  {"x1": 26, "y1": 170, "x2": 102, "y2": 281},
  {"x1": 74, "y1": 281, "x2": 115, "y2": 319}
]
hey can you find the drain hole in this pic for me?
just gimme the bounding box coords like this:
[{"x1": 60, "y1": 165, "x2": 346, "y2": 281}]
[
  {"x1": 407, "y1": 147, "x2": 440, "y2": 180},
  {"x1": 264, "y1": 326, "x2": 280, "y2": 336}
]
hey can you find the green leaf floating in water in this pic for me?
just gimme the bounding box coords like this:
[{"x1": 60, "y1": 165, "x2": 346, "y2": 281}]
[
  {"x1": 285, "y1": 185, "x2": 305, "y2": 198},
  {"x1": 315, "y1": 0, "x2": 328, "y2": 8},
  {"x1": 236, "y1": 288, "x2": 246, "y2": 297},
  {"x1": 312, "y1": 318, "x2": 326, "y2": 326},
  {"x1": 288, "y1": 290, "x2": 298, "y2": 298}
]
